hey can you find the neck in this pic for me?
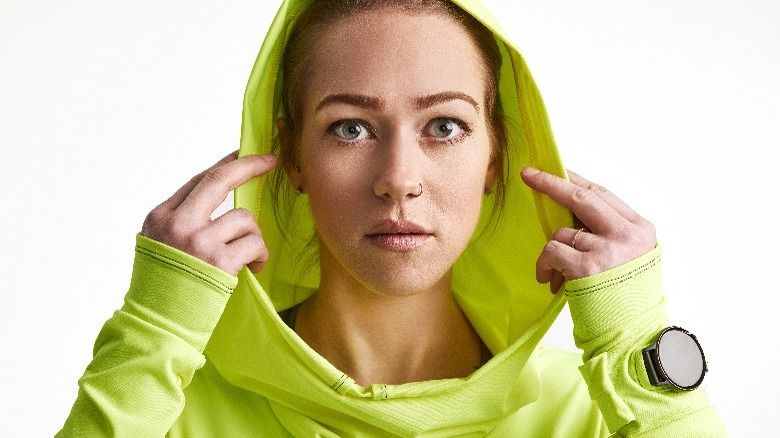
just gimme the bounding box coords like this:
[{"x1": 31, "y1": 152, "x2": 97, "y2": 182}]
[{"x1": 294, "y1": 260, "x2": 482, "y2": 386}]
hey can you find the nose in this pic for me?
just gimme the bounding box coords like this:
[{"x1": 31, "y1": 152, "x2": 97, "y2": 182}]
[{"x1": 373, "y1": 132, "x2": 424, "y2": 200}]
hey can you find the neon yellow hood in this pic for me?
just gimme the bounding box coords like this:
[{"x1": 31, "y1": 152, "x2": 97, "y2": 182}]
[{"x1": 207, "y1": 0, "x2": 575, "y2": 434}]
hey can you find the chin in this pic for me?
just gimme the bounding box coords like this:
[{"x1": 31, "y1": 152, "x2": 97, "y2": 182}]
[
  {"x1": 318, "y1": 231, "x2": 464, "y2": 298},
  {"x1": 350, "y1": 257, "x2": 454, "y2": 298}
]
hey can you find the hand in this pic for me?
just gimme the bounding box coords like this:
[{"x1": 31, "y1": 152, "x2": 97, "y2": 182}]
[
  {"x1": 520, "y1": 167, "x2": 657, "y2": 294},
  {"x1": 141, "y1": 151, "x2": 278, "y2": 275}
]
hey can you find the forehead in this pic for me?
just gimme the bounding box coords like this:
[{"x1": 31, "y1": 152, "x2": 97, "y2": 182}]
[{"x1": 303, "y1": 10, "x2": 486, "y2": 108}]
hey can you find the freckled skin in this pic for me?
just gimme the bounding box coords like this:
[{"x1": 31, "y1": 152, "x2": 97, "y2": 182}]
[
  {"x1": 275, "y1": 8, "x2": 497, "y2": 385},
  {"x1": 291, "y1": 10, "x2": 494, "y2": 297}
]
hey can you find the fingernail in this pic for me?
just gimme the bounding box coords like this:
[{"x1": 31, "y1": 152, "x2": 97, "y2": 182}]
[
  {"x1": 522, "y1": 166, "x2": 539, "y2": 176},
  {"x1": 261, "y1": 153, "x2": 277, "y2": 162}
]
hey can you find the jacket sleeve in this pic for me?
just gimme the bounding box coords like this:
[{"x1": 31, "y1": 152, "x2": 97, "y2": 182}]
[
  {"x1": 57, "y1": 234, "x2": 236, "y2": 438},
  {"x1": 564, "y1": 246, "x2": 727, "y2": 437}
]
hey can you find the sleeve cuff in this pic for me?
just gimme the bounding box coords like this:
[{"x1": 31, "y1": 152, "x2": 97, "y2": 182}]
[
  {"x1": 121, "y1": 233, "x2": 237, "y2": 352},
  {"x1": 564, "y1": 245, "x2": 667, "y2": 357}
]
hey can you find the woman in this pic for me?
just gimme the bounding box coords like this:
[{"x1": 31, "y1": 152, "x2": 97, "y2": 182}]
[{"x1": 59, "y1": 0, "x2": 725, "y2": 436}]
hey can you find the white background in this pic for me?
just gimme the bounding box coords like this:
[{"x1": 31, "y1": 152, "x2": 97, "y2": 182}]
[{"x1": 1, "y1": 0, "x2": 778, "y2": 436}]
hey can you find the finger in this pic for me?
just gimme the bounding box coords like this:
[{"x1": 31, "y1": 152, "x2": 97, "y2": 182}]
[
  {"x1": 180, "y1": 154, "x2": 278, "y2": 219},
  {"x1": 226, "y1": 233, "x2": 269, "y2": 274},
  {"x1": 536, "y1": 240, "x2": 586, "y2": 282},
  {"x1": 552, "y1": 227, "x2": 599, "y2": 252},
  {"x1": 572, "y1": 215, "x2": 588, "y2": 231},
  {"x1": 521, "y1": 167, "x2": 626, "y2": 234},
  {"x1": 247, "y1": 255, "x2": 269, "y2": 273},
  {"x1": 536, "y1": 259, "x2": 555, "y2": 285},
  {"x1": 550, "y1": 271, "x2": 565, "y2": 295},
  {"x1": 158, "y1": 151, "x2": 239, "y2": 212},
  {"x1": 566, "y1": 169, "x2": 643, "y2": 223},
  {"x1": 210, "y1": 208, "x2": 261, "y2": 243}
]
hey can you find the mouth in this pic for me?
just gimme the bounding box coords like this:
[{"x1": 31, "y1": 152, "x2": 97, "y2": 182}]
[{"x1": 365, "y1": 220, "x2": 433, "y2": 252}]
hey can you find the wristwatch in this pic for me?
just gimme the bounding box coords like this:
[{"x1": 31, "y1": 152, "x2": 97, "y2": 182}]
[{"x1": 642, "y1": 326, "x2": 707, "y2": 391}]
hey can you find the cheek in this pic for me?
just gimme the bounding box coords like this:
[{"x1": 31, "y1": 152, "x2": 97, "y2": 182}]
[
  {"x1": 303, "y1": 153, "x2": 367, "y2": 233},
  {"x1": 432, "y1": 148, "x2": 491, "y2": 227}
]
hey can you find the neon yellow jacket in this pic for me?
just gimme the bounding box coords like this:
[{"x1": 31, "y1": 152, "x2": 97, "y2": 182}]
[{"x1": 59, "y1": 0, "x2": 726, "y2": 436}]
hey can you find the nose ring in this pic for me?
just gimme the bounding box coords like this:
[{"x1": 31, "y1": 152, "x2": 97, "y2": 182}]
[{"x1": 413, "y1": 183, "x2": 423, "y2": 197}]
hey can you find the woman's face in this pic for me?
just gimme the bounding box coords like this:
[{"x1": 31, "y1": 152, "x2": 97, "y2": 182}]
[{"x1": 286, "y1": 9, "x2": 495, "y2": 296}]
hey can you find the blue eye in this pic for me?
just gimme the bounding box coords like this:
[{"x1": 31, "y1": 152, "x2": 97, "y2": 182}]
[
  {"x1": 331, "y1": 120, "x2": 369, "y2": 141},
  {"x1": 429, "y1": 118, "x2": 463, "y2": 139}
]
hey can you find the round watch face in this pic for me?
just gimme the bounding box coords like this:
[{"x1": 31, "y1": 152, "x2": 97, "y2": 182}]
[{"x1": 657, "y1": 328, "x2": 706, "y2": 390}]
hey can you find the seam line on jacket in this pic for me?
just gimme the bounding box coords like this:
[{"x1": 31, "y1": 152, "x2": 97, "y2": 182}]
[
  {"x1": 565, "y1": 254, "x2": 660, "y2": 296},
  {"x1": 135, "y1": 245, "x2": 234, "y2": 293},
  {"x1": 508, "y1": 41, "x2": 555, "y2": 241}
]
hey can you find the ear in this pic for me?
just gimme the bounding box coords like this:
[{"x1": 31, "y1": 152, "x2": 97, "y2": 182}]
[
  {"x1": 484, "y1": 159, "x2": 497, "y2": 192},
  {"x1": 276, "y1": 118, "x2": 304, "y2": 191}
]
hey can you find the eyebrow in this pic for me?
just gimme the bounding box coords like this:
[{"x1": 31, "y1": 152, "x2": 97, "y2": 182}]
[
  {"x1": 315, "y1": 94, "x2": 386, "y2": 113},
  {"x1": 313, "y1": 91, "x2": 480, "y2": 114},
  {"x1": 415, "y1": 91, "x2": 480, "y2": 113}
]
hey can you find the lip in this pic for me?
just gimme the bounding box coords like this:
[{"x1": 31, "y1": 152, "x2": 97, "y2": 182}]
[{"x1": 365, "y1": 219, "x2": 433, "y2": 252}]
